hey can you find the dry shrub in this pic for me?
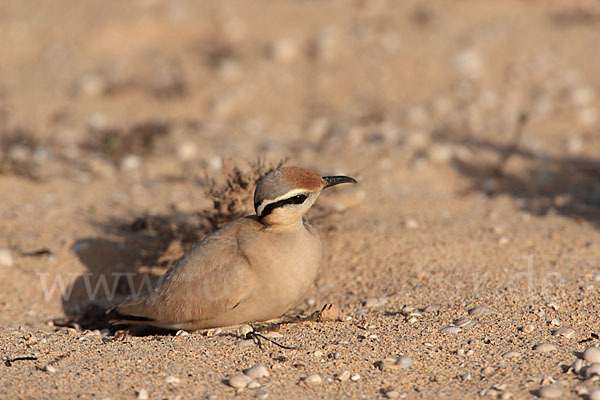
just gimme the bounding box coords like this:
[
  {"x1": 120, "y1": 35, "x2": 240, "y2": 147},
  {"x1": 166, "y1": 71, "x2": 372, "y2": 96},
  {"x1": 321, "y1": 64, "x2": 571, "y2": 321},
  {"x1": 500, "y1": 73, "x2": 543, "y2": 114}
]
[{"x1": 200, "y1": 157, "x2": 288, "y2": 230}]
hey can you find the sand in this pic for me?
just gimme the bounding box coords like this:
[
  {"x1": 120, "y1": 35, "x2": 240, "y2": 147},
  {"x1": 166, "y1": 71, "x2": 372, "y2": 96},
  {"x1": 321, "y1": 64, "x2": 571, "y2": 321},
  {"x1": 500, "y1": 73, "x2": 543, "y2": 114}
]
[{"x1": 1, "y1": 0, "x2": 599, "y2": 398}]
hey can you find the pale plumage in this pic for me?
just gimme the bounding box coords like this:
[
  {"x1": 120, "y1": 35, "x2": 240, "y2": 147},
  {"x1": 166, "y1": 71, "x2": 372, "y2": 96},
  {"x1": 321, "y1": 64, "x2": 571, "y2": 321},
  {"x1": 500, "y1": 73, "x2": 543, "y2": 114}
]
[{"x1": 110, "y1": 166, "x2": 356, "y2": 330}]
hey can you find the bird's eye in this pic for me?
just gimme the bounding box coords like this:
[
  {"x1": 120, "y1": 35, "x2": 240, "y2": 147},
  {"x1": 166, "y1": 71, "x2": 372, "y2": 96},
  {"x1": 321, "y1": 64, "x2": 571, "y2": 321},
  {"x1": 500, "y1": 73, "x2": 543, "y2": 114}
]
[{"x1": 291, "y1": 194, "x2": 307, "y2": 204}]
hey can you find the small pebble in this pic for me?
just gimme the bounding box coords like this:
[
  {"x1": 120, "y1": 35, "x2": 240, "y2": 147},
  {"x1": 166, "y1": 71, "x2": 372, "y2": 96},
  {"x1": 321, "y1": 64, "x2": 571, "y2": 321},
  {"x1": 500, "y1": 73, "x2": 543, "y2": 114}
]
[
  {"x1": 460, "y1": 371, "x2": 472, "y2": 381},
  {"x1": 537, "y1": 385, "x2": 563, "y2": 398},
  {"x1": 262, "y1": 331, "x2": 283, "y2": 339},
  {"x1": 238, "y1": 324, "x2": 253, "y2": 337},
  {"x1": 384, "y1": 390, "x2": 400, "y2": 399},
  {"x1": 570, "y1": 358, "x2": 584, "y2": 374},
  {"x1": 481, "y1": 366, "x2": 495, "y2": 376},
  {"x1": 137, "y1": 389, "x2": 149, "y2": 400},
  {"x1": 234, "y1": 339, "x2": 255, "y2": 348},
  {"x1": 552, "y1": 327, "x2": 575, "y2": 338},
  {"x1": 378, "y1": 355, "x2": 413, "y2": 371},
  {"x1": 589, "y1": 389, "x2": 600, "y2": 400},
  {"x1": 440, "y1": 326, "x2": 462, "y2": 334},
  {"x1": 175, "y1": 330, "x2": 189, "y2": 336},
  {"x1": 405, "y1": 219, "x2": 418, "y2": 229},
  {"x1": 350, "y1": 373, "x2": 361, "y2": 381},
  {"x1": 43, "y1": 365, "x2": 56, "y2": 373},
  {"x1": 247, "y1": 381, "x2": 261, "y2": 389},
  {"x1": 165, "y1": 375, "x2": 180, "y2": 385},
  {"x1": 336, "y1": 370, "x2": 351, "y2": 381},
  {"x1": 0, "y1": 248, "x2": 15, "y2": 267},
  {"x1": 244, "y1": 365, "x2": 269, "y2": 380},
  {"x1": 533, "y1": 343, "x2": 557, "y2": 353},
  {"x1": 583, "y1": 346, "x2": 600, "y2": 363},
  {"x1": 468, "y1": 306, "x2": 496, "y2": 317},
  {"x1": 228, "y1": 373, "x2": 252, "y2": 388},
  {"x1": 453, "y1": 317, "x2": 475, "y2": 328},
  {"x1": 364, "y1": 297, "x2": 388, "y2": 308},
  {"x1": 522, "y1": 324, "x2": 535, "y2": 333},
  {"x1": 318, "y1": 303, "x2": 339, "y2": 321},
  {"x1": 502, "y1": 351, "x2": 521, "y2": 359},
  {"x1": 303, "y1": 374, "x2": 322, "y2": 385},
  {"x1": 586, "y1": 362, "x2": 600, "y2": 379},
  {"x1": 423, "y1": 305, "x2": 440, "y2": 313}
]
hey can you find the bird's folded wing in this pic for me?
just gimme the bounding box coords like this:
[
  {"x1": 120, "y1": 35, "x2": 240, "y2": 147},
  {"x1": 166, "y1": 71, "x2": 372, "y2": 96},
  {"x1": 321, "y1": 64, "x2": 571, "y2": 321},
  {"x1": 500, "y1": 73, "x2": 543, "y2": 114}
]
[{"x1": 116, "y1": 234, "x2": 256, "y2": 324}]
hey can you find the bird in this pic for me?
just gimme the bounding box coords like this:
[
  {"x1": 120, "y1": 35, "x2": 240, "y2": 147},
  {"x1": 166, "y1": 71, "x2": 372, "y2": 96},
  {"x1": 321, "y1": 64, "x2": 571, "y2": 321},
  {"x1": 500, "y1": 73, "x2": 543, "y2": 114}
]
[{"x1": 109, "y1": 166, "x2": 357, "y2": 330}]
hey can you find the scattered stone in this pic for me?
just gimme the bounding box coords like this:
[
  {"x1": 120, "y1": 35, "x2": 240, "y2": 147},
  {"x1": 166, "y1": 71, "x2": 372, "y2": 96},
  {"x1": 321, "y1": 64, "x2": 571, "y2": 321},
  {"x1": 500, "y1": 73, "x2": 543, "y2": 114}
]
[
  {"x1": 235, "y1": 339, "x2": 255, "y2": 348},
  {"x1": 364, "y1": 297, "x2": 388, "y2": 308},
  {"x1": 383, "y1": 388, "x2": 400, "y2": 398},
  {"x1": 502, "y1": 351, "x2": 521, "y2": 359},
  {"x1": 552, "y1": 327, "x2": 575, "y2": 338},
  {"x1": 238, "y1": 324, "x2": 253, "y2": 337},
  {"x1": 120, "y1": 154, "x2": 141, "y2": 171},
  {"x1": 177, "y1": 142, "x2": 197, "y2": 161},
  {"x1": 468, "y1": 306, "x2": 496, "y2": 317},
  {"x1": 228, "y1": 373, "x2": 252, "y2": 388},
  {"x1": 262, "y1": 331, "x2": 283, "y2": 339},
  {"x1": 500, "y1": 392, "x2": 514, "y2": 399},
  {"x1": 534, "y1": 343, "x2": 557, "y2": 353},
  {"x1": 244, "y1": 365, "x2": 269, "y2": 380},
  {"x1": 247, "y1": 381, "x2": 261, "y2": 389},
  {"x1": 460, "y1": 371, "x2": 472, "y2": 381},
  {"x1": 137, "y1": 388, "x2": 149, "y2": 400},
  {"x1": 350, "y1": 373, "x2": 361, "y2": 381},
  {"x1": 537, "y1": 385, "x2": 563, "y2": 398},
  {"x1": 336, "y1": 370, "x2": 351, "y2": 382},
  {"x1": 589, "y1": 389, "x2": 600, "y2": 400},
  {"x1": 583, "y1": 346, "x2": 600, "y2": 363},
  {"x1": 318, "y1": 303, "x2": 339, "y2": 321},
  {"x1": 521, "y1": 324, "x2": 535, "y2": 333},
  {"x1": 586, "y1": 362, "x2": 600, "y2": 379},
  {"x1": 303, "y1": 374, "x2": 322, "y2": 385},
  {"x1": 175, "y1": 330, "x2": 189, "y2": 336},
  {"x1": 453, "y1": 318, "x2": 475, "y2": 328},
  {"x1": 440, "y1": 326, "x2": 462, "y2": 334},
  {"x1": 43, "y1": 365, "x2": 56, "y2": 373},
  {"x1": 570, "y1": 358, "x2": 584, "y2": 374},
  {"x1": 378, "y1": 355, "x2": 413, "y2": 371},
  {"x1": 481, "y1": 366, "x2": 495, "y2": 376},
  {"x1": 0, "y1": 248, "x2": 15, "y2": 267},
  {"x1": 165, "y1": 375, "x2": 180, "y2": 385},
  {"x1": 313, "y1": 350, "x2": 324, "y2": 358},
  {"x1": 405, "y1": 218, "x2": 419, "y2": 229},
  {"x1": 423, "y1": 305, "x2": 440, "y2": 313}
]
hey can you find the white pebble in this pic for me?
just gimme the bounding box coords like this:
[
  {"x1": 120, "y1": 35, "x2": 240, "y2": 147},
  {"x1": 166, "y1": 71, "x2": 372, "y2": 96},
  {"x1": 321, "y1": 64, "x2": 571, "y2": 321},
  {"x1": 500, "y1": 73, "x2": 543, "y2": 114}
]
[
  {"x1": 247, "y1": 381, "x2": 261, "y2": 389},
  {"x1": 405, "y1": 219, "x2": 419, "y2": 229},
  {"x1": 350, "y1": 373, "x2": 360, "y2": 381},
  {"x1": 165, "y1": 375, "x2": 180, "y2": 384},
  {"x1": 313, "y1": 350, "x2": 324, "y2": 358},
  {"x1": 379, "y1": 355, "x2": 413, "y2": 371},
  {"x1": 570, "y1": 358, "x2": 584, "y2": 374},
  {"x1": 522, "y1": 324, "x2": 535, "y2": 333},
  {"x1": 589, "y1": 389, "x2": 600, "y2": 400},
  {"x1": 237, "y1": 324, "x2": 253, "y2": 337},
  {"x1": 228, "y1": 373, "x2": 251, "y2": 388},
  {"x1": 584, "y1": 346, "x2": 600, "y2": 363},
  {"x1": 137, "y1": 389, "x2": 149, "y2": 400},
  {"x1": 0, "y1": 248, "x2": 15, "y2": 267},
  {"x1": 552, "y1": 327, "x2": 575, "y2": 338},
  {"x1": 586, "y1": 362, "x2": 600, "y2": 379},
  {"x1": 364, "y1": 297, "x2": 388, "y2": 308},
  {"x1": 244, "y1": 365, "x2": 269, "y2": 380},
  {"x1": 303, "y1": 374, "x2": 322, "y2": 385},
  {"x1": 336, "y1": 370, "x2": 351, "y2": 381},
  {"x1": 234, "y1": 339, "x2": 255, "y2": 348},
  {"x1": 534, "y1": 343, "x2": 557, "y2": 353},
  {"x1": 502, "y1": 351, "x2": 521, "y2": 359},
  {"x1": 453, "y1": 317, "x2": 474, "y2": 328},
  {"x1": 120, "y1": 154, "x2": 141, "y2": 171},
  {"x1": 537, "y1": 385, "x2": 563, "y2": 398},
  {"x1": 43, "y1": 365, "x2": 56, "y2": 373},
  {"x1": 175, "y1": 330, "x2": 189, "y2": 336},
  {"x1": 468, "y1": 306, "x2": 496, "y2": 317},
  {"x1": 440, "y1": 326, "x2": 462, "y2": 334}
]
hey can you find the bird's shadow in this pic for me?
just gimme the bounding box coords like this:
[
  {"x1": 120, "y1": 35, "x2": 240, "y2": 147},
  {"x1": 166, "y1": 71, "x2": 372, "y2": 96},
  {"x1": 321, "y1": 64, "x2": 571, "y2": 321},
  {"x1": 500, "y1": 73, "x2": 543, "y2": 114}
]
[{"x1": 60, "y1": 212, "x2": 208, "y2": 333}]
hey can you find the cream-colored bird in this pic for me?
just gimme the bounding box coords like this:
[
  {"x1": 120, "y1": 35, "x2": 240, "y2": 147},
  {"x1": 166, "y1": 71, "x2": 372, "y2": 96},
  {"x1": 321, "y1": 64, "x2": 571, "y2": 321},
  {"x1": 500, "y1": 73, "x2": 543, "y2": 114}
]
[{"x1": 110, "y1": 166, "x2": 357, "y2": 330}]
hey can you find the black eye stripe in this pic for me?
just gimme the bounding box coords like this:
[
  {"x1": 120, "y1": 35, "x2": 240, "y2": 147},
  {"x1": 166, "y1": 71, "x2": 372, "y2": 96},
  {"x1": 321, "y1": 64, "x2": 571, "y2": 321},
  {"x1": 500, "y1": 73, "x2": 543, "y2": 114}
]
[{"x1": 259, "y1": 194, "x2": 308, "y2": 218}]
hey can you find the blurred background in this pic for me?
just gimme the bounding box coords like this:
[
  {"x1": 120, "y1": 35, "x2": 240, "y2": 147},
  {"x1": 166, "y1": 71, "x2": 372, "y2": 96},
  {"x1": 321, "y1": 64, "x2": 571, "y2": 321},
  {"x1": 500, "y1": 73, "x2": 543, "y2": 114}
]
[{"x1": 0, "y1": 0, "x2": 599, "y2": 323}]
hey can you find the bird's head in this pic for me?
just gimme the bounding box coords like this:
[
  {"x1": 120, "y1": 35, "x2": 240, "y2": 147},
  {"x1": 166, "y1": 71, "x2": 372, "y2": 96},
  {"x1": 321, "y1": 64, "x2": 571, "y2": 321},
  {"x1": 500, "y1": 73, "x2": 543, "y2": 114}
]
[{"x1": 254, "y1": 166, "x2": 357, "y2": 226}]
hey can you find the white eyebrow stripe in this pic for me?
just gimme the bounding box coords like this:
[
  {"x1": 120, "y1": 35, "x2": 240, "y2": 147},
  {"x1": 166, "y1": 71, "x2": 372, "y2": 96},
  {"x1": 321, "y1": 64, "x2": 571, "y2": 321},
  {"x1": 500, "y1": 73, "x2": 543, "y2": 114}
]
[{"x1": 256, "y1": 188, "x2": 309, "y2": 217}]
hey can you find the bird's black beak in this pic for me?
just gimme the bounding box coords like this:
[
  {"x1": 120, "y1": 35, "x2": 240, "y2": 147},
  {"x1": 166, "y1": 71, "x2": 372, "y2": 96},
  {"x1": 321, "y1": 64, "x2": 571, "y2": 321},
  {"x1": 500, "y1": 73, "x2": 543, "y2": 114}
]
[{"x1": 322, "y1": 175, "x2": 357, "y2": 189}]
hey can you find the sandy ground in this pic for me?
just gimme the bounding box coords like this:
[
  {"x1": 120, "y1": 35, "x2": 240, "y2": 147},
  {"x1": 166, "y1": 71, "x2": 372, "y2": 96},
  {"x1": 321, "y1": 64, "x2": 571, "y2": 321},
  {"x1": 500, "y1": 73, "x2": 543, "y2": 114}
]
[{"x1": 1, "y1": 0, "x2": 600, "y2": 398}]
